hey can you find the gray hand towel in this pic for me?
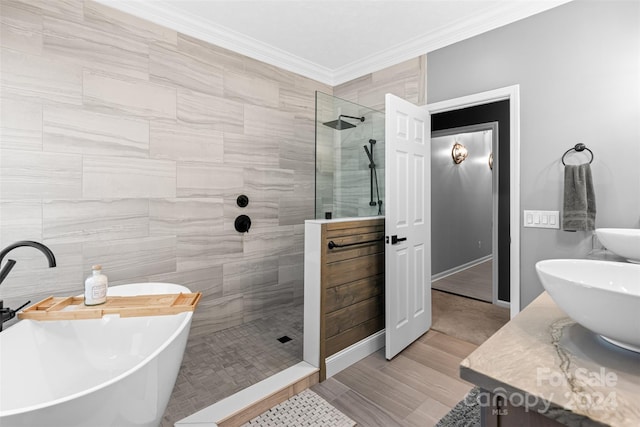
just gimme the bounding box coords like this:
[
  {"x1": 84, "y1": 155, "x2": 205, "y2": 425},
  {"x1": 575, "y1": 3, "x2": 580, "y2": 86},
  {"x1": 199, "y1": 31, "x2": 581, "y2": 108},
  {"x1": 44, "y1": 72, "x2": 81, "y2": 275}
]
[{"x1": 562, "y1": 163, "x2": 596, "y2": 231}]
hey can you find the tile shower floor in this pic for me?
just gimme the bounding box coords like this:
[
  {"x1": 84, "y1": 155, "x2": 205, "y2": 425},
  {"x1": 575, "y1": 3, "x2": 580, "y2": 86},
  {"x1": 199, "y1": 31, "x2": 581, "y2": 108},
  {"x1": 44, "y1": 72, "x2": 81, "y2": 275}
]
[{"x1": 161, "y1": 304, "x2": 304, "y2": 427}]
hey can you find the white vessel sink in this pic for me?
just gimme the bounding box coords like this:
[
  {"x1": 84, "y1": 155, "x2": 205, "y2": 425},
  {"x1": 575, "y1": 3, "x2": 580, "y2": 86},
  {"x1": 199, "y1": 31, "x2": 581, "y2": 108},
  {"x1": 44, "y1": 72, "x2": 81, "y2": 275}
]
[
  {"x1": 536, "y1": 259, "x2": 640, "y2": 352},
  {"x1": 596, "y1": 228, "x2": 640, "y2": 263}
]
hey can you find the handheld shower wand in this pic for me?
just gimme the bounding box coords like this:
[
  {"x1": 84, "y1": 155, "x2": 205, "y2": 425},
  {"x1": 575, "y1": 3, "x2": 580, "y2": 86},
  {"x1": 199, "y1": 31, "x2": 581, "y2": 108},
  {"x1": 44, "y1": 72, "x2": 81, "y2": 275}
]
[
  {"x1": 363, "y1": 140, "x2": 383, "y2": 214},
  {"x1": 363, "y1": 145, "x2": 374, "y2": 164}
]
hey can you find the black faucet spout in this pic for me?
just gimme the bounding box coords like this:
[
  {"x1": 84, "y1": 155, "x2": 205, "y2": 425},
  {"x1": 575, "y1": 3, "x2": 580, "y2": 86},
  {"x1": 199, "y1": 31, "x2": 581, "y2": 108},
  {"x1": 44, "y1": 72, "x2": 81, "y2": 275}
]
[
  {"x1": 0, "y1": 259, "x2": 17, "y2": 285},
  {"x1": 0, "y1": 241, "x2": 55, "y2": 331},
  {"x1": 0, "y1": 240, "x2": 56, "y2": 267},
  {"x1": 0, "y1": 240, "x2": 57, "y2": 287}
]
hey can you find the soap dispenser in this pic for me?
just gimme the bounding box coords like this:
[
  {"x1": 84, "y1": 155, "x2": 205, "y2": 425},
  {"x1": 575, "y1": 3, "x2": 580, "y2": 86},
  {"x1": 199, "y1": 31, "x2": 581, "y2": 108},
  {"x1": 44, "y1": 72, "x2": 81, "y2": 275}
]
[{"x1": 85, "y1": 264, "x2": 108, "y2": 306}]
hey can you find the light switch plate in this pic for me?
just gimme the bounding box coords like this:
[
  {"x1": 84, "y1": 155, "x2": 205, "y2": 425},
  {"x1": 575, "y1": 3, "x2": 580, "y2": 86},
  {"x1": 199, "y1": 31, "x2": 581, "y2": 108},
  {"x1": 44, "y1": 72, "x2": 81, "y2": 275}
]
[{"x1": 524, "y1": 210, "x2": 560, "y2": 229}]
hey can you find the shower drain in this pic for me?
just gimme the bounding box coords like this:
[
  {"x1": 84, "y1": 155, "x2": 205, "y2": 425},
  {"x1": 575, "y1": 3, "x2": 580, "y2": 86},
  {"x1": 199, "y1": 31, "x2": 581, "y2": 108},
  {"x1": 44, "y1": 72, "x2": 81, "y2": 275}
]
[{"x1": 277, "y1": 335, "x2": 292, "y2": 343}]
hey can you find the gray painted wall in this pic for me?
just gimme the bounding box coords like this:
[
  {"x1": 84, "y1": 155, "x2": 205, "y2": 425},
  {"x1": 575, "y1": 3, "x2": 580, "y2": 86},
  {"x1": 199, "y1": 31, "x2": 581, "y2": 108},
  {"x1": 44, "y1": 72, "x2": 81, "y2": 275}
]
[
  {"x1": 431, "y1": 130, "x2": 493, "y2": 274},
  {"x1": 427, "y1": 0, "x2": 640, "y2": 307}
]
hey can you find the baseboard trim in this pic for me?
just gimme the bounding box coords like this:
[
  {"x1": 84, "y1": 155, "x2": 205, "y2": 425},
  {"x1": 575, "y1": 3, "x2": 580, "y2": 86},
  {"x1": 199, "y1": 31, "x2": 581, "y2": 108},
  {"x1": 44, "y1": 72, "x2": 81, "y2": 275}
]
[
  {"x1": 175, "y1": 361, "x2": 319, "y2": 427},
  {"x1": 432, "y1": 255, "x2": 493, "y2": 283},
  {"x1": 325, "y1": 329, "x2": 386, "y2": 378}
]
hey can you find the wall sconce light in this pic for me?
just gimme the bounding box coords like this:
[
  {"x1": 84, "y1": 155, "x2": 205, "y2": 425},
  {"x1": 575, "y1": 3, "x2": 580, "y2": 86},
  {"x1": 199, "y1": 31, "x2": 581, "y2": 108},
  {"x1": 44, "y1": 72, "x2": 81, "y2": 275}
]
[
  {"x1": 451, "y1": 142, "x2": 468, "y2": 164},
  {"x1": 489, "y1": 152, "x2": 494, "y2": 170}
]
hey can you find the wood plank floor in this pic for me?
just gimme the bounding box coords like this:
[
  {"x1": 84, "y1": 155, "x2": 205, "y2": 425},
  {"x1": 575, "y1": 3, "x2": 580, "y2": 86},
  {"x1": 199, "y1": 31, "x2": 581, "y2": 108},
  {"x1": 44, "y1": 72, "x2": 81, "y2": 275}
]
[
  {"x1": 311, "y1": 289, "x2": 510, "y2": 426},
  {"x1": 432, "y1": 259, "x2": 493, "y2": 302},
  {"x1": 431, "y1": 289, "x2": 510, "y2": 346}
]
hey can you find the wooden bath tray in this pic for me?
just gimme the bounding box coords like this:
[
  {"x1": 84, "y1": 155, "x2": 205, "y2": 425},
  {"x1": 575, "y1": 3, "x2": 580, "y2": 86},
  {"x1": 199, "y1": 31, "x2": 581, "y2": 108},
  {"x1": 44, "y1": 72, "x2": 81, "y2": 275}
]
[{"x1": 17, "y1": 293, "x2": 202, "y2": 321}]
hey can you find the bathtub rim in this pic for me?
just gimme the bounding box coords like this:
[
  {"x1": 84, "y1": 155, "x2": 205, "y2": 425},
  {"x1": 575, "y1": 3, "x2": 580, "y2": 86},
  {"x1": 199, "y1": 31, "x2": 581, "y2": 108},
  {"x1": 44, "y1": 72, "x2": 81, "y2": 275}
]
[{"x1": 0, "y1": 282, "x2": 193, "y2": 417}]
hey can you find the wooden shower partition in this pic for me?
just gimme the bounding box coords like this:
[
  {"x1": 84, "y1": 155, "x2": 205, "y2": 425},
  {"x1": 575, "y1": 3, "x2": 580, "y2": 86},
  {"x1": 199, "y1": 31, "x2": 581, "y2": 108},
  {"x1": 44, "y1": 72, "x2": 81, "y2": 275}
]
[{"x1": 319, "y1": 218, "x2": 385, "y2": 380}]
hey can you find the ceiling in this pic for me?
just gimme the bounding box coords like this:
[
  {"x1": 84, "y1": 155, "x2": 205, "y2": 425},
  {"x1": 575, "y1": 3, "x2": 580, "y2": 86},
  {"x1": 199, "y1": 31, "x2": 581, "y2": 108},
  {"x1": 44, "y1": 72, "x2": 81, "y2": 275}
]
[{"x1": 97, "y1": 0, "x2": 571, "y2": 86}]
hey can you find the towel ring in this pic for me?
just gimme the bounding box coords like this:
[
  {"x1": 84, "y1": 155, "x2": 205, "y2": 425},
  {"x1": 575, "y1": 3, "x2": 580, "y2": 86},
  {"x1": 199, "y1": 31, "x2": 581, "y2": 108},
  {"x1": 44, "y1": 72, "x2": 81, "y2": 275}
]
[{"x1": 561, "y1": 143, "x2": 593, "y2": 165}]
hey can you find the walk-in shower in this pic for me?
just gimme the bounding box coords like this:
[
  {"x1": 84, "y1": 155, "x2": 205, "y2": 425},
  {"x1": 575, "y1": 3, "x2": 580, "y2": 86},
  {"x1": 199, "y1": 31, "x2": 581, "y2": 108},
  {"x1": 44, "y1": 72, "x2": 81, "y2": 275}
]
[{"x1": 315, "y1": 92, "x2": 385, "y2": 219}]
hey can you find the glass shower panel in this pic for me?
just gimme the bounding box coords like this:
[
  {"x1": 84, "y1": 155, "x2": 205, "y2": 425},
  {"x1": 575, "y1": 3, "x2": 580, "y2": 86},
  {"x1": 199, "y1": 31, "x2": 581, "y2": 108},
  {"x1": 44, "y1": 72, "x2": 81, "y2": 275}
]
[{"x1": 315, "y1": 92, "x2": 385, "y2": 219}]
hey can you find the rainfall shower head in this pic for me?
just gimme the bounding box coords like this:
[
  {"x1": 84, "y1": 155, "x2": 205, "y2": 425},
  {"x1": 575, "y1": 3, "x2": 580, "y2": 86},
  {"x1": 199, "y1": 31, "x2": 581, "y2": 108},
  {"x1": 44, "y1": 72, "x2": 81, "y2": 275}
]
[{"x1": 322, "y1": 115, "x2": 365, "y2": 130}]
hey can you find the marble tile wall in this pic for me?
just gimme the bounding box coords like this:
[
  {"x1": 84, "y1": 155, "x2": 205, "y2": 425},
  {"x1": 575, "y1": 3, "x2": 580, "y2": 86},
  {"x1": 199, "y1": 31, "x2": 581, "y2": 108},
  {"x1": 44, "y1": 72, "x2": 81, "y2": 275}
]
[
  {"x1": 0, "y1": 0, "x2": 331, "y2": 335},
  {"x1": 333, "y1": 56, "x2": 426, "y2": 111},
  {"x1": 324, "y1": 58, "x2": 425, "y2": 218}
]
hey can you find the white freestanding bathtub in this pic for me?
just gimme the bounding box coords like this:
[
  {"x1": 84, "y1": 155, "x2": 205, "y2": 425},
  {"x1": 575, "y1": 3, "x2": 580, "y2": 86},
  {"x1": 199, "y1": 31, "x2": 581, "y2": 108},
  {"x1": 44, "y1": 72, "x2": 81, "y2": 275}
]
[{"x1": 0, "y1": 283, "x2": 193, "y2": 427}]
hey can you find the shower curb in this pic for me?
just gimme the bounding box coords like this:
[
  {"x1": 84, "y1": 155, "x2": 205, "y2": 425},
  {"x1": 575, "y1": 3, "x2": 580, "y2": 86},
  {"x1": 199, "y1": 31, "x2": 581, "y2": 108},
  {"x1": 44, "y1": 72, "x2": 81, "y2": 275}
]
[{"x1": 175, "y1": 362, "x2": 319, "y2": 427}]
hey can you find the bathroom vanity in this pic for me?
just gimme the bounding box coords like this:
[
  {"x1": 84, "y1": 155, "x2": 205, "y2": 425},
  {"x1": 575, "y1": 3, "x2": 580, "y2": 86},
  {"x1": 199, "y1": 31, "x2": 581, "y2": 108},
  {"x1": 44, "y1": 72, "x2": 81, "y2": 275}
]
[{"x1": 460, "y1": 292, "x2": 640, "y2": 427}]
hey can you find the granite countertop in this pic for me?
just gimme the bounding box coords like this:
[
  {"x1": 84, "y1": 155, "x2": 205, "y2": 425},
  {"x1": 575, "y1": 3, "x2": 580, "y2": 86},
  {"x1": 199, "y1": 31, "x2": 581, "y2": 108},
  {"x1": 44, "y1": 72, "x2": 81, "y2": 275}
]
[{"x1": 460, "y1": 292, "x2": 640, "y2": 427}]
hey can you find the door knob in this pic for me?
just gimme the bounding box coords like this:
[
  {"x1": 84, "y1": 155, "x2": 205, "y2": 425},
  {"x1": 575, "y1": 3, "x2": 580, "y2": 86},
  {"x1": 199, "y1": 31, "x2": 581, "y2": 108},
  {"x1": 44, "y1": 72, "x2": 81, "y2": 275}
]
[{"x1": 390, "y1": 235, "x2": 407, "y2": 245}]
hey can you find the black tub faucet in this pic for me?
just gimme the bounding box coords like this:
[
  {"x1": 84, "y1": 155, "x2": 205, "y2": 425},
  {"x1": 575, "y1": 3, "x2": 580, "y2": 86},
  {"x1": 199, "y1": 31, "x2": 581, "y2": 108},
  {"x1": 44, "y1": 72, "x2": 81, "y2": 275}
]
[
  {"x1": 0, "y1": 240, "x2": 56, "y2": 285},
  {"x1": 0, "y1": 241, "x2": 57, "y2": 331}
]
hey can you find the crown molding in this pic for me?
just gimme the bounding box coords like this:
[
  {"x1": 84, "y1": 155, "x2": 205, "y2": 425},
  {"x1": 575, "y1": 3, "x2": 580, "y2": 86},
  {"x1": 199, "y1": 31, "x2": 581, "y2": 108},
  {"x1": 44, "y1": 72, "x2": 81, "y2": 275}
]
[
  {"x1": 94, "y1": 0, "x2": 335, "y2": 84},
  {"x1": 95, "y1": 0, "x2": 572, "y2": 87},
  {"x1": 332, "y1": 0, "x2": 573, "y2": 85}
]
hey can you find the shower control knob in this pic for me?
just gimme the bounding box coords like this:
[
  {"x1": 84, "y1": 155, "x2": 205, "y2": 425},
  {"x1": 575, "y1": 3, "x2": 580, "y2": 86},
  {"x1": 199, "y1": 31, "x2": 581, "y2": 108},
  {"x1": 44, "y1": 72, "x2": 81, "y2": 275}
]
[
  {"x1": 234, "y1": 215, "x2": 251, "y2": 233},
  {"x1": 237, "y1": 195, "x2": 249, "y2": 208}
]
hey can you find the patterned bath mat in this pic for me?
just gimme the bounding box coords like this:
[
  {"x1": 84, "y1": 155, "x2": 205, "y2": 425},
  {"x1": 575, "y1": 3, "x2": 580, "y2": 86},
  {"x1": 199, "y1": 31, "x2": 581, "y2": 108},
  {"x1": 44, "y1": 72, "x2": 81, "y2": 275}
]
[
  {"x1": 242, "y1": 389, "x2": 356, "y2": 427},
  {"x1": 435, "y1": 386, "x2": 481, "y2": 427}
]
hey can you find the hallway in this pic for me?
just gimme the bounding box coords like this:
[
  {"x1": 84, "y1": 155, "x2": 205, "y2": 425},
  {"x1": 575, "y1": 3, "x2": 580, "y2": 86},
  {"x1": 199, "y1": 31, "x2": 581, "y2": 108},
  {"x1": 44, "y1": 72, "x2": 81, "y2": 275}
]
[{"x1": 432, "y1": 259, "x2": 493, "y2": 303}]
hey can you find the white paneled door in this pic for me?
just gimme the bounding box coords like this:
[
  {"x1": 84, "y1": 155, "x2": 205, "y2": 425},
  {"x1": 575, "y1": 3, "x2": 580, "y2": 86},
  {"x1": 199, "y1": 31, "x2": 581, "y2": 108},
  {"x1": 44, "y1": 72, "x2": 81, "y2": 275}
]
[{"x1": 384, "y1": 94, "x2": 431, "y2": 360}]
